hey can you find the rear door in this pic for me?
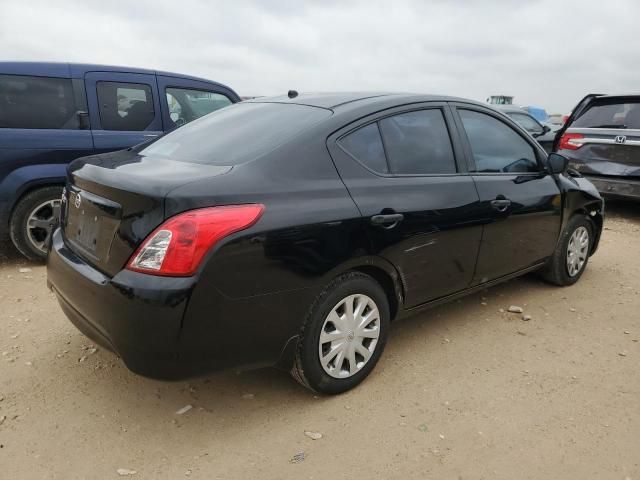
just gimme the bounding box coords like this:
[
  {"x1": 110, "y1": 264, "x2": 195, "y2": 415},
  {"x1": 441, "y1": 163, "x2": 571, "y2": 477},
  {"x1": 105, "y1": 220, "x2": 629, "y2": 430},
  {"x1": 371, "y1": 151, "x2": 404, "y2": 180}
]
[
  {"x1": 328, "y1": 103, "x2": 483, "y2": 307},
  {"x1": 451, "y1": 104, "x2": 562, "y2": 283},
  {"x1": 84, "y1": 72, "x2": 162, "y2": 152},
  {"x1": 156, "y1": 75, "x2": 236, "y2": 131}
]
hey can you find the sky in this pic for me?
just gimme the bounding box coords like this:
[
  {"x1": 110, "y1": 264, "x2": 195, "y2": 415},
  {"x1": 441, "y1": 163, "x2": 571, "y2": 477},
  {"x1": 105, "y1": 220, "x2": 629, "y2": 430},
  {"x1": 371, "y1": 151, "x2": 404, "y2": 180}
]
[{"x1": 1, "y1": 0, "x2": 639, "y2": 113}]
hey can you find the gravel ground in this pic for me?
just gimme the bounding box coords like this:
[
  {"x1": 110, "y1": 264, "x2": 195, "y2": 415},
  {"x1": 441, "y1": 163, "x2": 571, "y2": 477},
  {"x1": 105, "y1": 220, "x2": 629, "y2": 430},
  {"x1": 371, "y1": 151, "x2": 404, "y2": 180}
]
[{"x1": 1, "y1": 201, "x2": 639, "y2": 479}]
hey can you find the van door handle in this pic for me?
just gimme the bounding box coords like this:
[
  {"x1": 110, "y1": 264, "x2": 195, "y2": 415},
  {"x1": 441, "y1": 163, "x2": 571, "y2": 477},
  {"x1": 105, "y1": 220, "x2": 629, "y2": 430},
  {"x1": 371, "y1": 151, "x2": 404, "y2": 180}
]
[
  {"x1": 490, "y1": 197, "x2": 512, "y2": 212},
  {"x1": 370, "y1": 213, "x2": 404, "y2": 228}
]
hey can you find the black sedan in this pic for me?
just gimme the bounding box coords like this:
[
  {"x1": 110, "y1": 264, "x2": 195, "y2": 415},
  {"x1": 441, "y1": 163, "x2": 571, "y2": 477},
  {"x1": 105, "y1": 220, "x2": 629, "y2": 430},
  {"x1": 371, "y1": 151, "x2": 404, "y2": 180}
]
[{"x1": 47, "y1": 92, "x2": 604, "y2": 394}]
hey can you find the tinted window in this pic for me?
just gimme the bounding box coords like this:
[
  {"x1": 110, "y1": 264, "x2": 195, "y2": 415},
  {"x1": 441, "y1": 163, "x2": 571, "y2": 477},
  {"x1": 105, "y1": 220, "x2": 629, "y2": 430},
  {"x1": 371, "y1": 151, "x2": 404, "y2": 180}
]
[
  {"x1": 508, "y1": 113, "x2": 543, "y2": 134},
  {"x1": 572, "y1": 100, "x2": 640, "y2": 129},
  {"x1": 459, "y1": 109, "x2": 539, "y2": 173},
  {"x1": 96, "y1": 81, "x2": 154, "y2": 131},
  {"x1": 338, "y1": 123, "x2": 389, "y2": 174},
  {"x1": 166, "y1": 88, "x2": 232, "y2": 127},
  {"x1": 0, "y1": 74, "x2": 77, "y2": 129},
  {"x1": 140, "y1": 102, "x2": 331, "y2": 166},
  {"x1": 379, "y1": 110, "x2": 456, "y2": 174}
]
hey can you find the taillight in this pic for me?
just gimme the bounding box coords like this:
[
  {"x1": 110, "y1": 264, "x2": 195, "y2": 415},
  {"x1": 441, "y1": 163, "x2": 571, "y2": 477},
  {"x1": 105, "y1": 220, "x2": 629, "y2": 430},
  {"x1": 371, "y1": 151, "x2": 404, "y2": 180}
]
[
  {"x1": 126, "y1": 204, "x2": 264, "y2": 276},
  {"x1": 558, "y1": 133, "x2": 584, "y2": 150}
]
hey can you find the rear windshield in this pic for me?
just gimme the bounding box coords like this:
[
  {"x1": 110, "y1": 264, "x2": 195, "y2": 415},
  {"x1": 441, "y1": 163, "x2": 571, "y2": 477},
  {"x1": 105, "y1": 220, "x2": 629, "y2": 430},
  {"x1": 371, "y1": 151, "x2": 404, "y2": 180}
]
[
  {"x1": 573, "y1": 100, "x2": 640, "y2": 129},
  {"x1": 140, "y1": 102, "x2": 331, "y2": 165}
]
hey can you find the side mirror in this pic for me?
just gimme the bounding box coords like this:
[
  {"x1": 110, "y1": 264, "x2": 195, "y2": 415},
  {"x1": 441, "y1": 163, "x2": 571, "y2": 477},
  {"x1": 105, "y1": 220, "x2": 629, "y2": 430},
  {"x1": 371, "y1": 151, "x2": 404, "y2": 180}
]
[
  {"x1": 542, "y1": 124, "x2": 551, "y2": 134},
  {"x1": 547, "y1": 153, "x2": 568, "y2": 174}
]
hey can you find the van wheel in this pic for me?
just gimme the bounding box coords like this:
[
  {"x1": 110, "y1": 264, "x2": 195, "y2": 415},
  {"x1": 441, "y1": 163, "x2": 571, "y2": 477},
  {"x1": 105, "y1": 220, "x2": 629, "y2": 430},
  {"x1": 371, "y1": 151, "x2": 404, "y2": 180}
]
[
  {"x1": 291, "y1": 272, "x2": 390, "y2": 394},
  {"x1": 10, "y1": 186, "x2": 63, "y2": 261},
  {"x1": 540, "y1": 215, "x2": 593, "y2": 286}
]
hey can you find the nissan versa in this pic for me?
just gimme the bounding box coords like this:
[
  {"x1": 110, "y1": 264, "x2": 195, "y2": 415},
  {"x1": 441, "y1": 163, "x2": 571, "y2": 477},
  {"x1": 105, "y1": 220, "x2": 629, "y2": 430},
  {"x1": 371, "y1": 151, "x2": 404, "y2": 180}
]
[{"x1": 47, "y1": 93, "x2": 604, "y2": 394}]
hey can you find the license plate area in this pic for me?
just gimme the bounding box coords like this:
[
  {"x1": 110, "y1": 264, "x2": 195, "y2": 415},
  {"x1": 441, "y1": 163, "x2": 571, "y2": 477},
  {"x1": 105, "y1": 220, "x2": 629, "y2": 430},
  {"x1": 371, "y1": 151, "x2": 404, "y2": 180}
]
[{"x1": 64, "y1": 188, "x2": 121, "y2": 261}]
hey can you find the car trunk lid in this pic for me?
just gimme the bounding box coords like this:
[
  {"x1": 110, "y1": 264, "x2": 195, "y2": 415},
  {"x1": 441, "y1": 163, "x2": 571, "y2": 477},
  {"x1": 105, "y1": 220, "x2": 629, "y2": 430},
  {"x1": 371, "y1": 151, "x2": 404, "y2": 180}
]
[{"x1": 62, "y1": 149, "x2": 231, "y2": 277}]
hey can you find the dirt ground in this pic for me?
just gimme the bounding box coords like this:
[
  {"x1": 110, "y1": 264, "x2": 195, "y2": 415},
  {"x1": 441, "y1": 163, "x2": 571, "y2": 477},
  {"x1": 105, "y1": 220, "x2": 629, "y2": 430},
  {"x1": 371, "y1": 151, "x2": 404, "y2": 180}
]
[{"x1": 1, "y1": 202, "x2": 639, "y2": 480}]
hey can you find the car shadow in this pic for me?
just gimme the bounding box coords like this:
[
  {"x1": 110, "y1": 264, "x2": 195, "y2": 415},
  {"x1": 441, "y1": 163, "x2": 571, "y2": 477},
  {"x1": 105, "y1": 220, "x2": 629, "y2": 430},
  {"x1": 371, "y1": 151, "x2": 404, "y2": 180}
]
[
  {"x1": 604, "y1": 198, "x2": 640, "y2": 222},
  {"x1": 67, "y1": 271, "x2": 555, "y2": 438}
]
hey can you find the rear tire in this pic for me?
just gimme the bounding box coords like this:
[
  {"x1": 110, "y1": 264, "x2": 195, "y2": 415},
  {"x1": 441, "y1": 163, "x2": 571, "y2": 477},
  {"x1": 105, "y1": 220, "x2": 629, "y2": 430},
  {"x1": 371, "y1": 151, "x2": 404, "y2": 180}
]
[
  {"x1": 291, "y1": 272, "x2": 390, "y2": 394},
  {"x1": 540, "y1": 214, "x2": 593, "y2": 286},
  {"x1": 9, "y1": 186, "x2": 63, "y2": 262}
]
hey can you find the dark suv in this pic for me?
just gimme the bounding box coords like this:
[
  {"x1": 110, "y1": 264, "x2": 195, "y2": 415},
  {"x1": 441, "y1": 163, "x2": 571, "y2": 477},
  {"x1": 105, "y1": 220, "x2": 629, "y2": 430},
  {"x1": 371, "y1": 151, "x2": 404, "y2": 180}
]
[
  {"x1": 555, "y1": 94, "x2": 640, "y2": 200},
  {"x1": 47, "y1": 93, "x2": 604, "y2": 394},
  {"x1": 0, "y1": 62, "x2": 240, "y2": 260}
]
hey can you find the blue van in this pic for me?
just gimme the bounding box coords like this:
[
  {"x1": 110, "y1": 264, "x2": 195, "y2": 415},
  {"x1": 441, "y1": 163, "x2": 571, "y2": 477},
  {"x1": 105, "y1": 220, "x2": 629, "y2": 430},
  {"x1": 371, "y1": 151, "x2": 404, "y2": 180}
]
[{"x1": 0, "y1": 62, "x2": 240, "y2": 260}]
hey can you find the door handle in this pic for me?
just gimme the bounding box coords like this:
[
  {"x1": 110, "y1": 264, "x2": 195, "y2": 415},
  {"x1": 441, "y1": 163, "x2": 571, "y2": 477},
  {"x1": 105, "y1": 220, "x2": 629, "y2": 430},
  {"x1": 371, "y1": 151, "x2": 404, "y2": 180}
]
[
  {"x1": 370, "y1": 213, "x2": 404, "y2": 228},
  {"x1": 490, "y1": 198, "x2": 512, "y2": 212}
]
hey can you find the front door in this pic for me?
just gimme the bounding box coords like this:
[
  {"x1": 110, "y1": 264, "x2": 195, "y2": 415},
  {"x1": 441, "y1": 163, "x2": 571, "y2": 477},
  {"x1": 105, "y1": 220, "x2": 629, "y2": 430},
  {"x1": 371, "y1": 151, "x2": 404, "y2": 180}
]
[
  {"x1": 328, "y1": 104, "x2": 483, "y2": 307},
  {"x1": 84, "y1": 72, "x2": 163, "y2": 152},
  {"x1": 452, "y1": 105, "x2": 562, "y2": 283}
]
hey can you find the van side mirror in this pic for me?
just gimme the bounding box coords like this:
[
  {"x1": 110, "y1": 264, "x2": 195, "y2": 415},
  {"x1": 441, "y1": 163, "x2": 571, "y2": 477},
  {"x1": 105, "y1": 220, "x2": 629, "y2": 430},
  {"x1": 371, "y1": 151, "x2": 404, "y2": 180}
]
[
  {"x1": 547, "y1": 153, "x2": 568, "y2": 174},
  {"x1": 542, "y1": 124, "x2": 551, "y2": 134}
]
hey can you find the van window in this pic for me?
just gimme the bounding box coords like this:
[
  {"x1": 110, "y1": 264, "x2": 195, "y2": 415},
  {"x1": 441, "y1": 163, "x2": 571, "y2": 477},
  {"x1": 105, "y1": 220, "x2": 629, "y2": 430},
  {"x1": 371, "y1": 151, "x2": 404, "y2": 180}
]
[
  {"x1": 166, "y1": 88, "x2": 232, "y2": 127},
  {"x1": 0, "y1": 74, "x2": 78, "y2": 129},
  {"x1": 96, "y1": 81, "x2": 154, "y2": 131}
]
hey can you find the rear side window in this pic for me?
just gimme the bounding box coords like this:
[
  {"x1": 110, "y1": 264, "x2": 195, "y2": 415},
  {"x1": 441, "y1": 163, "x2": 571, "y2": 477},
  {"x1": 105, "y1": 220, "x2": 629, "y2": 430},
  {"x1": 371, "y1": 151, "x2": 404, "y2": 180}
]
[
  {"x1": 379, "y1": 110, "x2": 456, "y2": 174},
  {"x1": 0, "y1": 74, "x2": 77, "y2": 129},
  {"x1": 166, "y1": 87, "x2": 232, "y2": 127},
  {"x1": 338, "y1": 123, "x2": 389, "y2": 174},
  {"x1": 96, "y1": 81, "x2": 154, "y2": 131},
  {"x1": 459, "y1": 109, "x2": 539, "y2": 173},
  {"x1": 339, "y1": 109, "x2": 457, "y2": 175},
  {"x1": 140, "y1": 102, "x2": 331, "y2": 166},
  {"x1": 572, "y1": 100, "x2": 640, "y2": 129}
]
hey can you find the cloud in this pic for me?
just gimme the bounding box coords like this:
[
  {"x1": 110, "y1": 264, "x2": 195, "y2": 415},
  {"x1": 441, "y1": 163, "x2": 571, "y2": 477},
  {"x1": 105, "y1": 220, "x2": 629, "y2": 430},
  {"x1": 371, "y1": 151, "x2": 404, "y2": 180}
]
[{"x1": 1, "y1": 0, "x2": 638, "y2": 112}]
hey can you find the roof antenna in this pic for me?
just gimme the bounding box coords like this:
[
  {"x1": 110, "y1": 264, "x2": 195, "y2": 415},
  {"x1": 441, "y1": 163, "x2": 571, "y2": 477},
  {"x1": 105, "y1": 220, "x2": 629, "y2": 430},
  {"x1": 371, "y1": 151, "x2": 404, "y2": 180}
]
[{"x1": 288, "y1": 90, "x2": 298, "y2": 99}]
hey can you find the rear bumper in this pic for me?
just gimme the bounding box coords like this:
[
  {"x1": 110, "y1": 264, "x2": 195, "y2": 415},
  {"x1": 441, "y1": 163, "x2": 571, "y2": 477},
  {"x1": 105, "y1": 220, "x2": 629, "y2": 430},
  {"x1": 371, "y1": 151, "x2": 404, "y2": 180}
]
[
  {"x1": 584, "y1": 175, "x2": 640, "y2": 200},
  {"x1": 47, "y1": 228, "x2": 196, "y2": 379},
  {"x1": 47, "y1": 228, "x2": 307, "y2": 379}
]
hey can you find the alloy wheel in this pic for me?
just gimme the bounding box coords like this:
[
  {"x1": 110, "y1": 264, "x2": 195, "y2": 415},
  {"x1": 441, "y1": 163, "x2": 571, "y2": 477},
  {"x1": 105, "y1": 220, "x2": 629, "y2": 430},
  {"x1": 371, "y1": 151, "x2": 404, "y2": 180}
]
[
  {"x1": 318, "y1": 294, "x2": 381, "y2": 379},
  {"x1": 26, "y1": 199, "x2": 61, "y2": 254}
]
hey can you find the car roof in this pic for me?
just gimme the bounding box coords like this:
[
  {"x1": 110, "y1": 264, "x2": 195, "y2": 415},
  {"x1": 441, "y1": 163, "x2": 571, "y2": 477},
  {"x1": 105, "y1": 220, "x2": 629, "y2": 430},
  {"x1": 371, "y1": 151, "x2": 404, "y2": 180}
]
[
  {"x1": 0, "y1": 61, "x2": 231, "y2": 88},
  {"x1": 589, "y1": 94, "x2": 640, "y2": 102},
  {"x1": 248, "y1": 91, "x2": 486, "y2": 110}
]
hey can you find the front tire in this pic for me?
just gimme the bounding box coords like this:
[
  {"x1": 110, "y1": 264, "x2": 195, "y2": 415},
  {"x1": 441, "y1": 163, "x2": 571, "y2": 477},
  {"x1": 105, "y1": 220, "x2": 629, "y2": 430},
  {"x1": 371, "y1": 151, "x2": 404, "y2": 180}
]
[
  {"x1": 291, "y1": 272, "x2": 390, "y2": 394},
  {"x1": 9, "y1": 186, "x2": 63, "y2": 261},
  {"x1": 541, "y1": 214, "x2": 593, "y2": 286}
]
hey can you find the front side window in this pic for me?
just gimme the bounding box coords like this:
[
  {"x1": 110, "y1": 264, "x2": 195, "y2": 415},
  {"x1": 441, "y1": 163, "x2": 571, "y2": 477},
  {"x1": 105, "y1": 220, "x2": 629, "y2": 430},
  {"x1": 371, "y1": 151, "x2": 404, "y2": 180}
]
[
  {"x1": 166, "y1": 88, "x2": 232, "y2": 127},
  {"x1": 459, "y1": 109, "x2": 539, "y2": 173},
  {"x1": 0, "y1": 74, "x2": 77, "y2": 129},
  {"x1": 96, "y1": 81, "x2": 154, "y2": 131},
  {"x1": 379, "y1": 109, "x2": 456, "y2": 174}
]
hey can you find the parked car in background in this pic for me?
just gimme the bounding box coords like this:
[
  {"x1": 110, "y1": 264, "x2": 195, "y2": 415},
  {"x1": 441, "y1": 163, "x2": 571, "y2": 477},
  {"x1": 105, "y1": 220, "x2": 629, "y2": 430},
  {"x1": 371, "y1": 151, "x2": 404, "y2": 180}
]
[
  {"x1": 524, "y1": 105, "x2": 550, "y2": 123},
  {"x1": 548, "y1": 113, "x2": 567, "y2": 126},
  {"x1": 0, "y1": 62, "x2": 240, "y2": 260},
  {"x1": 555, "y1": 94, "x2": 640, "y2": 200},
  {"x1": 496, "y1": 105, "x2": 557, "y2": 152},
  {"x1": 47, "y1": 92, "x2": 603, "y2": 394}
]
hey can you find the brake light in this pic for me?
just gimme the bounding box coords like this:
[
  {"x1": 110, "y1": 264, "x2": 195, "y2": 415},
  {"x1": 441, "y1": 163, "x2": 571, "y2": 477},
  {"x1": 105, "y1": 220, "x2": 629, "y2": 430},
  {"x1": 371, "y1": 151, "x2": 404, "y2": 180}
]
[
  {"x1": 127, "y1": 204, "x2": 265, "y2": 276},
  {"x1": 558, "y1": 133, "x2": 584, "y2": 150}
]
